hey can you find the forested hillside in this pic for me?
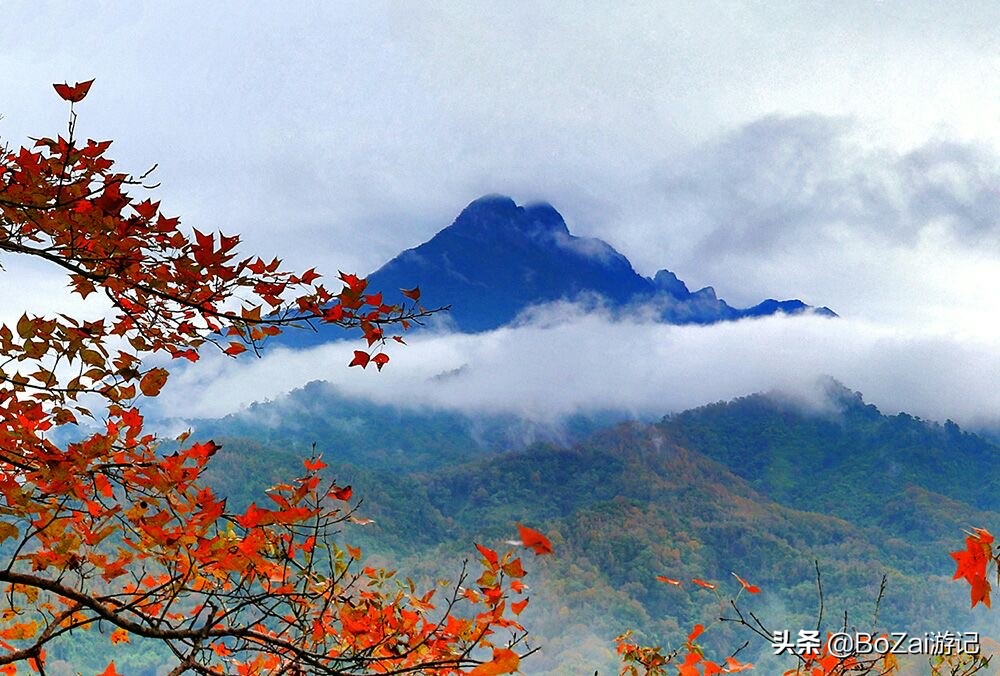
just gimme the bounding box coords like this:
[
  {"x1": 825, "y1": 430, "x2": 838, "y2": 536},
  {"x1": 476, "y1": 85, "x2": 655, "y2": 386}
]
[{"x1": 199, "y1": 382, "x2": 998, "y2": 673}]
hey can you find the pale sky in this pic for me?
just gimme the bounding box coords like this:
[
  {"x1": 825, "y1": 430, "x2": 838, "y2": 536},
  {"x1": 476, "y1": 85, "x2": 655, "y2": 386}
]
[{"x1": 3, "y1": 2, "x2": 1000, "y2": 423}]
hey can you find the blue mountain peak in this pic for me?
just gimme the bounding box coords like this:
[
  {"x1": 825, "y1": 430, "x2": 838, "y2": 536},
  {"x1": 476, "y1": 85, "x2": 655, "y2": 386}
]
[
  {"x1": 450, "y1": 194, "x2": 570, "y2": 239},
  {"x1": 452, "y1": 194, "x2": 519, "y2": 225},
  {"x1": 363, "y1": 195, "x2": 836, "y2": 333},
  {"x1": 652, "y1": 269, "x2": 692, "y2": 299}
]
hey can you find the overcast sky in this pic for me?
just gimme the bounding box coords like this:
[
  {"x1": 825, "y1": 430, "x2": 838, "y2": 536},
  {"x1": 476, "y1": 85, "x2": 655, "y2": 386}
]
[{"x1": 3, "y1": 2, "x2": 1000, "y2": 424}]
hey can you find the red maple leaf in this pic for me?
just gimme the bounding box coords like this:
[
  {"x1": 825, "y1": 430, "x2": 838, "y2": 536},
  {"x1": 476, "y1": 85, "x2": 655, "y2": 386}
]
[
  {"x1": 53, "y1": 79, "x2": 95, "y2": 103},
  {"x1": 349, "y1": 350, "x2": 370, "y2": 368},
  {"x1": 951, "y1": 529, "x2": 994, "y2": 608}
]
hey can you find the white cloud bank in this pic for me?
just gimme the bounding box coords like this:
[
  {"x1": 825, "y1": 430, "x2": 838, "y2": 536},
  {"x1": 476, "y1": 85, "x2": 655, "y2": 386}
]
[
  {"x1": 156, "y1": 307, "x2": 1000, "y2": 430},
  {"x1": 633, "y1": 115, "x2": 1000, "y2": 328},
  {"x1": 3, "y1": 5, "x2": 999, "y2": 434}
]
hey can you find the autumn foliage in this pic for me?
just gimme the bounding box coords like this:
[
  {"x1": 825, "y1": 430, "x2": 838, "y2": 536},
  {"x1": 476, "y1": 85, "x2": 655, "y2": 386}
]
[
  {"x1": 951, "y1": 528, "x2": 994, "y2": 609},
  {"x1": 0, "y1": 81, "x2": 549, "y2": 674},
  {"x1": 617, "y1": 570, "x2": 986, "y2": 675},
  {"x1": 616, "y1": 575, "x2": 757, "y2": 676},
  {"x1": 13, "y1": 78, "x2": 994, "y2": 676}
]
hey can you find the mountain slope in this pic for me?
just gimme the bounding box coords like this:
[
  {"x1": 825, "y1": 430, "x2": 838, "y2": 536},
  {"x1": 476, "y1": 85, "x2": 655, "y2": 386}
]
[
  {"x1": 366, "y1": 194, "x2": 835, "y2": 332},
  {"x1": 660, "y1": 381, "x2": 1000, "y2": 522},
  {"x1": 198, "y1": 384, "x2": 998, "y2": 673},
  {"x1": 352, "y1": 417, "x2": 996, "y2": 673},
  {"x1": 191, "y1": 380, "x2": 619, "y2": 472}
]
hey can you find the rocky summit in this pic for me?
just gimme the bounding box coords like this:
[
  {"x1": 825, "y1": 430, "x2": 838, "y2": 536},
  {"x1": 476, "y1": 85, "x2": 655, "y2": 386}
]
[{"x1": 366, "y1": 194, "x2": 835, "y2": 332}]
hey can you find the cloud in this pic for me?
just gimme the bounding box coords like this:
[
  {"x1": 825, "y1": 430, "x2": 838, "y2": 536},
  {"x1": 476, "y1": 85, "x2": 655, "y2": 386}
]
[
  {"x1": 548, "y1": 229, "x2": 627, "y2": 267},
  {"x1": 0, "y1": 256, "x2": 110, "y2": 326},
  {"x1": 661, "y1": 115, "x2": 1000, "y2": 254},
  {"x1": 4, "y1": 2, "x2": 1000, "y2": 286},
  {"x1": 599, "y1": 114, "x2": 1000, "y2": 329},
  {"x1": 3, "y1": 4, "x2": 999, "y2": 441},
  {"x1": 155, "y1": 307, "x2": 1000, "y2": 431}
]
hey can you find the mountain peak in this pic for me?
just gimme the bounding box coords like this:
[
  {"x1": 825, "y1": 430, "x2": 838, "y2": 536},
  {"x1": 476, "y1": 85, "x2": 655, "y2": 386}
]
[
  {"x1": 456, "y1": 193, "x2": 518, "y2": 217},
  {"x1": 652, "y1": 269, "x2": 692, "y2": 299},
  {"x1": 451, "y1": 194, "x2": 570, "y2": 238},
  {"x1": 359, "y1": 194, "x2": 835, "y2": 333},
  {"x1": 522, "y1": 201, "x2": 570, "y2": 235}
]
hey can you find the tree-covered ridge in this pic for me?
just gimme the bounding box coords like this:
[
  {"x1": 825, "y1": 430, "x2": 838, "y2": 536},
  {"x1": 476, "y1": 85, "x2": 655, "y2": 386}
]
[
  {"x1": 200, "y1": 383, "x2": 999, "y2": 673},
  {"x1": 192, "y1": 380, "x2": 618, "y2": 473},
  {"x1": 661, "y1": 382, "x2": 1000, "y2": 520}
]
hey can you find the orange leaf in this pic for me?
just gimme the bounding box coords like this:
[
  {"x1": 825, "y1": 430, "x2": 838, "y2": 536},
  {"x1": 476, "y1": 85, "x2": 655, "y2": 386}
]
[
  {"x1": 329, "y1": 485, "x2": 352, "y2": 501},
  {"x1": 349, "y1": 350, "x2": 370, "y2": 368},
  {"x1": 470, "y1": 648, "x2": 520, "y2": 675},
  {"x1": 0, "y1": 620, "x2": 37, "y2": 640},
  {"x1": 237, "y1": 503, "x2": 266, "y2": 528},
  {"x1": 516, "y1": 523, "x2": 553, "y2": 556},
  {"x1": 401, "y1": 286, "x2": 421, "y2": 301},
  {"x1": 732, "y1": 572, "x2": 761, "y2": 594},
  {"x1": 678, "y1": 651, "x2": 702, "y2": 676},
  {"x1": 97, "y1": 662, "x2": 121, "y2": 676},
  {"x1": 970, "y1": 574, "x2": 992, "y2": 609},
  {"x1": 691, "y1": 578, "x2": 716, "y2": 590},
  {"x1": 224, "y1": 341, "x2": 247, "y2": 356},
  {"x1": 303, "y1": 457, "x2": 327, "y2": 472},
  {"x1": 503, "y1": 557, "x2": 526, "y2": 578},
  {"x1": 109, "y1": 628, "x2": 129, "y2": 644},
  {"x1": 951, "y1": 529, "x2": 993, "y2": 608},
  {"x1": 94, "y1": 474, "x2": 113, "y2": 499},
  {"x1": 475, "y1": 543, "x2": 499, "y2": 571},
  {"x1": 139, "y1": 368, "x2": 168, "y2": 397},
  {"x1": 656, "y1": 575, "x2": 682, "y2": 586},
  {"x1": 724, "y1": 656, "x2": 754, "y2": 672},
  {"x1": 973, "y1": 527, "x2": 995, "y2": 544},
  {"x1": 28, "y1": 650, "x2": 45, "y2": 674},
  {"x1": 511, "y1": 598, "x2": 529, "y2": 615}
]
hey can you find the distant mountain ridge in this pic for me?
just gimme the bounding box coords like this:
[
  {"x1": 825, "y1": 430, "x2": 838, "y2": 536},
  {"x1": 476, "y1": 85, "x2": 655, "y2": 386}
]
[
  {"x1": 199, "y1": 381, "x2": 996, "y2": 672},
  {"x1": 366, "y1": 194, "x2": 836, "y2": 332}
]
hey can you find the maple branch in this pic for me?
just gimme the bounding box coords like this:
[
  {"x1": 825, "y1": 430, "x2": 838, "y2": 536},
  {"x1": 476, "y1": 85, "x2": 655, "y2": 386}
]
[
  {"x1": 814, "y1": 558, "x2": 824, "y2": 634},
  {"x1": 0, "y1": 569, "x2": 374, "y2": 672},
  {"x1": 0, "y1": 88, "x2": 533, "y2": 676}
]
